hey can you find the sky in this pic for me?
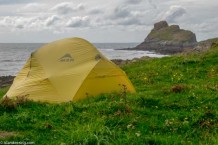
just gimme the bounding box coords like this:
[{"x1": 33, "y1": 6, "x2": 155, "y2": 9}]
[{"x1": 0, "y1": 0, "x2": 217, "y2": 43}]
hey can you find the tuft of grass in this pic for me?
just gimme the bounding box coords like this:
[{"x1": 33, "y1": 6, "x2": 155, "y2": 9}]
[{"x1": 0, "y1": 44, "x2": 218, "y2": 144}]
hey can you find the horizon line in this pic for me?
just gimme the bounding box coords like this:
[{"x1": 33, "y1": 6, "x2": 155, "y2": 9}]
[{"x1": 0, "y1": 42, "x2": 141, "y2": 44}]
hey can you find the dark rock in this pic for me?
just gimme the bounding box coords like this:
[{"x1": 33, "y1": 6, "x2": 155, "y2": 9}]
[
  {"x1": 170, "y1": 25, "x2": 180, "y2": 31},
  {"x1": 0, "y1": 76, "x2": 14, "y2": 88},
  {"x1": 111, "y1": 59, "x2": 131, "y2": 66},
  {"x1": 154, "y1": 21, "x2": 168, "y2": 31},
  {"x1": 111, "y1": 56, "x2": 151, "y2": 66}
]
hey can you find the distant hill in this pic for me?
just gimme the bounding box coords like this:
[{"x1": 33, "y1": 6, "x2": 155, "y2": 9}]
[{"x1": 134, "y1": 21, "x2": 197, "y2": 54}]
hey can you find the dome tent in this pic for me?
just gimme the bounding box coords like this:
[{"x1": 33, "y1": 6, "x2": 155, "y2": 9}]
[{"x1": 4, "y1": 38, "x2": 135, "y2": 103}]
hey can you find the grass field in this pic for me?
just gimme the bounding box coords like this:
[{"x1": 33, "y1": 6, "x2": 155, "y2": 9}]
[{"x1": 0, "y1": 44, "x2": 218, "y2": 144}]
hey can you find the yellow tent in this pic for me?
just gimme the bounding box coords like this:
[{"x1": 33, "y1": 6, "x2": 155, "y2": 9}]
[{"x1": 4, "y1": 38, "x2": 135, "y2": 103}]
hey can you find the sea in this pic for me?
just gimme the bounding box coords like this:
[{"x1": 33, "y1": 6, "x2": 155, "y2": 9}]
[{"x1": 0, "y1": 43, "x2": 167, "y2": 76}]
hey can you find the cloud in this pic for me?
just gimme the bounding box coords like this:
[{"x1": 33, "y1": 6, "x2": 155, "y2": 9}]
[
  {"x1": 162, "y1": 5, "x2": 186, "y2": 22},
  {"x1": 0, "y1": 16, "x2": 46, "y2": 30},
  {"x1": 0, "y1": 16, "x2": 28, "y2": 29},
  {"x1": 113, "y1": 6, "x2": 131, "y2": 18},
  {"x1": 45, "y1": 15, "x2": 60, "y2": 27},
  {"x1": 66, "y1": 16, "x2": 90, "y2": 28},
  {"x1": 108, "y1": 6, "x2": 146, "y2": 26},
  {"x1": 50, "y1": 2, "x2": 85, "y2": 15},
  {"x1": 16, "y1": 24, "x2": 24, "y2": 29},
  {"x1": 88, "y1": 7, "x2": 103, "y2": 15},
  {"x1": 116, "y1": 17, "x2": 142, "y2": 26},
  {"x1": 0, "y1": 0, "x2": 217, "y2": 42},
  {"x1": 147, "y1": 0, "x2": 157, "y2": 9},
  {"x1": 0, "y1": 0, "x2": 34, "y2": 5},
  {"x1": 76, "y1": 3, "x2": 85, "y2": 11},
  {"x1": 50, "y1": 2, "x2": 73, "y2": 15},
  {"x1": 14, "y1": 17, "x2": 27, "y2": 29},
  {"x1": 18, "y1": 3, "x2": 47, "y2": 12},
  {"x1": 125, "y1": 0, "x2": 142, "y2": 4},
  {"x1": 0, "y1": 16, "x2": 13, "y2": 26}
]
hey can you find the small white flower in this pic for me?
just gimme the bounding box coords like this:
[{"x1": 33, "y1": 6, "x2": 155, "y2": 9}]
[{"x1": 135, "y1": 131, "x2": 141, "y2": 137}]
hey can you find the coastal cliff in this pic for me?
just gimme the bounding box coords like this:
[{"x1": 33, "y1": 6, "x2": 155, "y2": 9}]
[{"x1": 134, "y1": 21, "x2": 197, "y2": 54}]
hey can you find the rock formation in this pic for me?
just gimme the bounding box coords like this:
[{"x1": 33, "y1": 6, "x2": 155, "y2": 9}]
[
  {"x1": 0, "y1": 76, "x2": 14, "y2": 88},
  {"x1": 134, "y1": 21, "x2": 197, "y2": 54}
]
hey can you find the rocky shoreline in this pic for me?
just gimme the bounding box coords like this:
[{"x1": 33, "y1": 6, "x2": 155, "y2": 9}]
[
  {"x1": 0, "y1": 76, "x2": 15, "y2": 88},
  {"x1": 1, "y1": 39, "x2": 217, "y2": 89}
]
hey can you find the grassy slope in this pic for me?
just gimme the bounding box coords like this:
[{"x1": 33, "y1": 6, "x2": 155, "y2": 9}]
[
  {"x1": 0, "y1": 45, "x2": 218, "y2": 144},
  {"x1": 199, "y1": 38, "x2": 218, "y2": 45}
]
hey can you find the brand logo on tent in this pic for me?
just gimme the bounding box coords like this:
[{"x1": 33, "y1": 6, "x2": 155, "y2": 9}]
[{"x1": 59, "y1": 53, "x2": 74, "y2": 62}]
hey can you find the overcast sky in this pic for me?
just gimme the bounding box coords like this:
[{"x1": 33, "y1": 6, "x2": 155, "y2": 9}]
[{"x1": 0, "y1": 0, "x2": 217, "y2": 43}]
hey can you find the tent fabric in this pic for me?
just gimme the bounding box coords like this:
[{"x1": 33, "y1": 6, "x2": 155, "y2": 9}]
[{"x1": 4, "y1": 38, "x2": 135, "y2": 103}]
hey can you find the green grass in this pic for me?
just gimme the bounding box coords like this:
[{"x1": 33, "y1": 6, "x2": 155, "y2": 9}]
[{"x1": 0, "y1": 44, "x2": 218, "y2": 144}]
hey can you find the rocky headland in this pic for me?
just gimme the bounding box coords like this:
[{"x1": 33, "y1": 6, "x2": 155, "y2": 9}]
[{"x1": 133, "y1": 21, "x2": 197, "y2": 54}]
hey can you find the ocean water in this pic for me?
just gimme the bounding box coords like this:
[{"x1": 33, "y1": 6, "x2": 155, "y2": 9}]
[{"x1": 0, "y1": 43, "x2": 166, "y2": 76}]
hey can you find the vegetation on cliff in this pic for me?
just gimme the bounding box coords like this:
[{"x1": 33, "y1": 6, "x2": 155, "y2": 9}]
[
  {"x1": 0, "y1": 43, "x2": 218, "y2": 144},
  {"x1": 147, "y1": 22, "x2": 196, "y2": 43}
]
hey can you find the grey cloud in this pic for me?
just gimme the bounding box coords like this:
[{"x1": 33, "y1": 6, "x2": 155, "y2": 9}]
[
  {"x1": 162, "y1": 5, "x2": 186, "y2": 22},
  {"x1": 109, "y1": 6, "x2": 145, "y2": 26},
  {"x1": 66, "y1": 16, "x2": 90, "y2": 28},
  {"x1": 15, "y1": 24, "x2": 24, "y2": 29},
  {"x1": 50, "y1": 2, "x2": 85, "y2": 15},
  {"x1": 45, "y1": 15, "x2": 60, "y2": 26},
  {"x1": 0, "y1": 16, "x2": 25, "y2": 29},
  {"x1": 147, "y1": 0, "x2": 157, "y2": 9},
  {"x1": 0, "y1": 16, "x2": 25, "y2": 28},
  {"x1": 0, "y1": 16, "x2": 48, "y2": 30},
  {"x1": 76, "y1": 3, "x2": 85, "y2": 11},
  {"x1": 51, "y1": 2, "x2": 73, "y2": 15},
  {"x1": 112, "y1": 6, "x2": 131, "y2": 18},
  {"x1": 117, "y1": 17, "x2": 143, "y2": 26},
  {"x1": 0, "y1": 0, "x2": 35, "y2": 5},
  {"x1": 0, "y1": 17, "x2": 13, "y2": 26},
  {"x1": 88, "y1": 7, "x2": 103, "y2": 15},
  {"x1": 126, "y1": 0, "x2": 142, "y2": 4},
  {"x1": 18, "y1": 3, "x2": 47, "y2": 12}
]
